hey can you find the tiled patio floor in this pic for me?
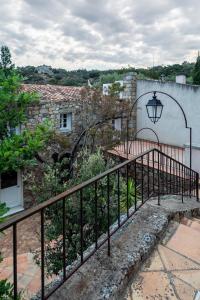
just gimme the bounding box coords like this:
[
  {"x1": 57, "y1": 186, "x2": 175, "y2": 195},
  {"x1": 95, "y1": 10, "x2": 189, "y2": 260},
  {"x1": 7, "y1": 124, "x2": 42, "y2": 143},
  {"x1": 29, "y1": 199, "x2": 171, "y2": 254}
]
[
  {"x1": 124, "y1": 217, "x2": 200, "y2": 300},
  {"x1": 0, "y1": 214, "x2": 43, "y2": 299},
  {"x1": 109, "y1": 140, "x2": 184, "y2": 164}
]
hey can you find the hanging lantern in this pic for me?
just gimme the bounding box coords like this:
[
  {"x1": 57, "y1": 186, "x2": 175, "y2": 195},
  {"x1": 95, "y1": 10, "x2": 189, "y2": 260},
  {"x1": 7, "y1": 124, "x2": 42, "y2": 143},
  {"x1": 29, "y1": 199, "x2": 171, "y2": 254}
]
[{"x1": 146, "y1": 92, "x2": 163, "y2": 124}]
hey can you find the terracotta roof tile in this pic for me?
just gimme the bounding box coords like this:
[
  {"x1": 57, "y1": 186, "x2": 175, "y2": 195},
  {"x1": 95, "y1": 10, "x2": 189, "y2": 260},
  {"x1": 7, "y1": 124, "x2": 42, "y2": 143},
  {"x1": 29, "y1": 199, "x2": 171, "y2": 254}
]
[{"x1": 21, "y1": 84, "x2": 83, "y2": 102}]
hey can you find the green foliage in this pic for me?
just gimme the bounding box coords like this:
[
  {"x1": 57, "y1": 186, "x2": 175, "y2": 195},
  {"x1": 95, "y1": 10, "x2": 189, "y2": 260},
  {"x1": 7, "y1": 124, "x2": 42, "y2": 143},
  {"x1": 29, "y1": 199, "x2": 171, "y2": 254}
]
[
  {"x1": 27, "y1": 159, "x2": 69, "y2": 204},
  {"x1": 0, "y1": 280, "x2": 22, "y2": 300},
  {"x1": 72, "y1": 149, "x2": 113, "y2": 183},
  {"x1": 0, "y1": 203, "x2": 9, "y2": 225},
  {"x1": 0, "y1": 46, "x2": 14, "y2": 76},
  {"x1": 0, "y1": 68, "x2": 39, "y2": 139},
  {"x1": 98, "y1": 72, "x2": 123, "y2": 85},
  {"x1": 30, "y1": 150, "x2": 139, "y2": 276},
  {"x1": 17, "y1": 61, "x2": 196, "y2": 86},
  {"x1": 0, "y1": 46, "x2": 52, "y2": 172},
  {"x1": 0, "y1": 122, "x2": 52, "y2": 172},
  {"x1": 193, "y1": 54, "x2": 200, "y2": 85},
  {"x1": 108, "y1": 82, "x2": 124, "y2": 96}
]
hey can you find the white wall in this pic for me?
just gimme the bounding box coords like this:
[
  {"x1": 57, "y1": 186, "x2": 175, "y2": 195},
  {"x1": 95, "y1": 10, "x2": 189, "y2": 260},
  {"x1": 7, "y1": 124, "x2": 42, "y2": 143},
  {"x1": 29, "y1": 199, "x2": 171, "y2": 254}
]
[{"x1": 136, "y1": 79, "x2": 200, "y2": 171}]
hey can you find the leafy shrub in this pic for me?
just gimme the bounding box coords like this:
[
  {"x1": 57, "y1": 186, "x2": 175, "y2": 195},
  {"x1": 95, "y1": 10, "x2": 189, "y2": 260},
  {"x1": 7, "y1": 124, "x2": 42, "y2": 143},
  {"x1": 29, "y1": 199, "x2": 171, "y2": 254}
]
[{"x1": 30, "y1": 150, "x2": 139, "y2": 276}]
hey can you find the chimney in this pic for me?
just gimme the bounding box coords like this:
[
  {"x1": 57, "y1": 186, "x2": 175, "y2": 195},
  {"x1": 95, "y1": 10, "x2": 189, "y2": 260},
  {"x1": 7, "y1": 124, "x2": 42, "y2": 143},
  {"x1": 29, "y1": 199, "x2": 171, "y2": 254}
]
[{"x1": 176, "y1": 75, "x2": 186, "y2": 84}]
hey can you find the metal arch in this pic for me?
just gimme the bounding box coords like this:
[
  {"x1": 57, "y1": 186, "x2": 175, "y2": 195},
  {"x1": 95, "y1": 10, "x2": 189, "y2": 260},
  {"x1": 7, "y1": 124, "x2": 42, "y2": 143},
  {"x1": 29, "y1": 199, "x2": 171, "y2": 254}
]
[
  {"x1": 129, "y1": 90, "x2": 188, "y2": 129},
  {"x1": 69, "y1": 114, "x2": 128, "y2": 172},
  {"x1": 134, "y1": 127, "x2": 160, "y2": 144},
  {"x1": 128, "y1": 90, "x2": 192, "y2": 170},
  {"x1": 128, "y1": 127, "x2": 161, "y2": 155}
]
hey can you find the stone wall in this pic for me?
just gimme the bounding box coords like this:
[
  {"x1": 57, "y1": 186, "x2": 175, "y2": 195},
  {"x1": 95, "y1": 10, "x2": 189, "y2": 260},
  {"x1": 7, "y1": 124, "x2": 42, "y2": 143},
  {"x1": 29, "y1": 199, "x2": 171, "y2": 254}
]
[
  {"x1": 25, "y1": 73, "x2": 137, "y2": 150},
  {"x1": 122, "y1": 73, "x2": 137, "y2": 131},
  {"x1": 25, "y1": 98, "x2": 83, "y2": 149},
  {"x1": 22, "y1": 74, "x2": 137, "y2": 208}
]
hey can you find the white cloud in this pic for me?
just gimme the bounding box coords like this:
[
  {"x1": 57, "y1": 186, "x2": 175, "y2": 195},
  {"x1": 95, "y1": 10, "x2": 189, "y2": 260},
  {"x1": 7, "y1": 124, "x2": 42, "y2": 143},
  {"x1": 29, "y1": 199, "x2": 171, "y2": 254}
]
[{"x1": 0, "y1": 0, "x2": 199, "y2": 69}]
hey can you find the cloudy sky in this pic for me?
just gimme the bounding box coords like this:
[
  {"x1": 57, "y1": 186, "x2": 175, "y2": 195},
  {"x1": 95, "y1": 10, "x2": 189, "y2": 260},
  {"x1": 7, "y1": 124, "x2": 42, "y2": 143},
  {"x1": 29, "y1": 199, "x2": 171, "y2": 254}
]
[{"x1": 0, "y1": 0, "x2": 199, "y2": 70}]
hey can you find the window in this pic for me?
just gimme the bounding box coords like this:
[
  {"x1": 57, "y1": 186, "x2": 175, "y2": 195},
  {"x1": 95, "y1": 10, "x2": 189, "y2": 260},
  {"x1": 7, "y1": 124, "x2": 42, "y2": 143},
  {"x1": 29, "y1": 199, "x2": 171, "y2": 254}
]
[
  {"x1": 112, "y1": 118, "x2": 122, "y2": 131},
  {"x1": 60, "y1": 112, "x2": 72, "y2": 131},
  {"x1": 1, "y1": 171, "x2": 18, "y2": 189}
]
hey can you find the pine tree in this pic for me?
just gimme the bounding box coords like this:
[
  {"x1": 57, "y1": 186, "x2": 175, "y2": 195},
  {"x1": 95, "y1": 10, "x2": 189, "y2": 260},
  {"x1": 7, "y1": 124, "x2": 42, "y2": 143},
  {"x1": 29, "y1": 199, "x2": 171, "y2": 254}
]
[
  {"x1": 0, "y1": 45, "x2": 14, "y2": 76},
  {"x1": 193, "y1": 52, "x2": 200, "y2": 85}
]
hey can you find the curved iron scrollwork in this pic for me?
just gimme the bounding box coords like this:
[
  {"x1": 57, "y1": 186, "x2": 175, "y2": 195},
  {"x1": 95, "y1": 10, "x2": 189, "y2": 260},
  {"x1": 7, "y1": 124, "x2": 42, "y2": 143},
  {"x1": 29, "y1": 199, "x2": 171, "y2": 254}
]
[
  {"x1": 128, "y1": 127, "x2": 161, "y2": 155},
  {"x1": 128, "y1": 90, "x2": 192, "y2": 169}
]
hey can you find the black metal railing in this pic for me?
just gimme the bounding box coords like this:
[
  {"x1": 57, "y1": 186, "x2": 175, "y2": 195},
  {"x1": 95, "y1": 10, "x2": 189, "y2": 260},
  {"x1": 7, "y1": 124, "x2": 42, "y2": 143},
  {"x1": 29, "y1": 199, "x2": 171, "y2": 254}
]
[
  {"x1": 0, "y1": 148, "x2": 199, "y2": 300},
  {"x1": 114, "y1": 138, "x2": 185, "y2": 164}
]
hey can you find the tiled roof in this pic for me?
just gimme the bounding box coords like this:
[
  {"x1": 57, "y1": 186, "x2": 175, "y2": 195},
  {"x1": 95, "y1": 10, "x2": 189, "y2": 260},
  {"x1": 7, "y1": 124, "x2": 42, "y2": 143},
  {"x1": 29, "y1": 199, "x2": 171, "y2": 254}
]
[{"x1": 21, "y1": 84, "x2": 83, "y2": 102}]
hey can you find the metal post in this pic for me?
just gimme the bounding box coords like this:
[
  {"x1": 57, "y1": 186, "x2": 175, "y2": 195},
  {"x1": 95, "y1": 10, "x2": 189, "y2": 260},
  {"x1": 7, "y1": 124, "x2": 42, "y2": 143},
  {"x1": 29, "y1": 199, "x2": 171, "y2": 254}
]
[
  {"x1": 158, "y1": 152, "x2": 160, "y2": 206},
  {"x1": 141, "y1": 156, "x2": 144, "y2": 204},
  {"x1": 107, "y1": 174, "x2": 110, "y2": 256},
  {"x1": 134, "y1": 160, "x2": 137, "y2": 211},
  {"x1": 41, "y1": 209, "x2": 45, "y2": 300},
  {"x1": 126, "y1": 119, "x2": 129, "y2": 159},
  {"x1": 62, "y1": 199, "x2": 66, "y2": 280},
  {"x1": 117, "y1": 170, "x2": 120, "y2": 227},
  {"x1": 126, "y1": 164, "x2": 129, "y2": 217},
  {"x1": 95, "y1": 181, "x2": 98, "y2": 249},
  {"x1": 153, "y1": 150, "x2": 155, "y2": 195},
  {"x1": 147, "y1": 152, "x2": 150, "y2": 198},
  {"x1": 196, "y1": 173, "x2": 199, "y2": 202},
  {"x1": 13, "y1": 223, "x2": 17, "y2": 300},
  {"x1": 80, "y1": 189, "x2": 83, "y2": 263},
  {"x1": 189, "y1": 128, "x2": 192, "y2": 197}
]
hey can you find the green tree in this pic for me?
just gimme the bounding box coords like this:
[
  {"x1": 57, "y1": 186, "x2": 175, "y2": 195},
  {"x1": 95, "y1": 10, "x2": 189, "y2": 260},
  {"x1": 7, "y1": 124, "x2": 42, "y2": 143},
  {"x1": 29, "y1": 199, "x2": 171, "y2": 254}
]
[
  {"x1": 29, "y1": 149, "x2": 138, "y2": 275},
  {"x1": 0, "y1": 46, "x2": 14, "y2": 76},
  {"x1": 193, "y1": 52, "x2": 200, "y2": 85},
  {"x1": 0, "y1": 46, "x2": 52, "y2": 173}
]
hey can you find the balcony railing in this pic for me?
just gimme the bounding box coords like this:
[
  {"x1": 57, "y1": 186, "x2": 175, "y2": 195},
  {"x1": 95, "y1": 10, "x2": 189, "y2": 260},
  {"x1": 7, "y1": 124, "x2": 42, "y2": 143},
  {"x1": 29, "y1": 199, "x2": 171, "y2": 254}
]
[
  {"x1": 0, "y1": 148, "x2": 199, "y2": 299},
  {"x1": 112, "y1": 138, "x2": 185, "y2": 164}
]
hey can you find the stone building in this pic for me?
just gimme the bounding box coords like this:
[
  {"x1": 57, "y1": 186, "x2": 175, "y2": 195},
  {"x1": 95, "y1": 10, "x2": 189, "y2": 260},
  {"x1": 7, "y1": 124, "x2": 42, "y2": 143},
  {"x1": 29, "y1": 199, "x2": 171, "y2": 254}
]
[
  {"x1": 0, "y1": 73, "x2": 137, "y2": 214},
  {"x1": 22, "y1": 84, "x2": 84, "y2": 144}
]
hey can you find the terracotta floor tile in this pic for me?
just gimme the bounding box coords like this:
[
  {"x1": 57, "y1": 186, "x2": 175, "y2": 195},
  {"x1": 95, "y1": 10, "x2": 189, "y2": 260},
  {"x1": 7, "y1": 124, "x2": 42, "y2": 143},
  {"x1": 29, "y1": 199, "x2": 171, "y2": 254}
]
[
  {"x1": 2, "y1": 256, "x2": 13, "y2": 265},
  {"x1": 190, "y1": 220, "x2": 200, "y2": 233},
  {"x1": 142, "y1": 250, "x2": 165, "y2": 271},
  {"x1": 17, "y1": 254, "x2": 28, "y2": 264},
  {"x1": 0, "y1": 267, "x2": 13, "y2": 280},
  {"x1": 126, "y1": 271, "x2": 178, "y2": 300},
  {"x1": 172, "y1": 270, "x2": 200, "y2": 290},
  {"x1": 17, "y1": 262, "x2": 29, "y2": 274},
  {"x1": 27, "y1": 274, "x2": 41, "y2": 293},
  {"x1": 18, "y1": 274, "x2": 33, "y2": 289},
  {"x1": 181, "y1": 217, "x2": 200, "y2": 232},
  {"x1": 172, "y1": 276, "x2": 196, "y2": 300},
  {"x1": 158, "y1": 244, "x2": 200, "y2": 271},
  {"x1": 192, "y1": 217, "x2": 200, "y2": 223},
  {"x1": 180, "y1": 217, "x2": 193, "y2": 227},
  {"x1": 166, "y1": 224, "x2": 200, "y2": 264}
]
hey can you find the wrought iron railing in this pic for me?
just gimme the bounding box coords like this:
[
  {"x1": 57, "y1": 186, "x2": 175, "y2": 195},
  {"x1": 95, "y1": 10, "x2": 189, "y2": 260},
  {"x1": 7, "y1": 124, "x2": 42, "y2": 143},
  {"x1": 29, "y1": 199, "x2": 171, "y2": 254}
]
[
  {"x1": 114, "y1": 138, "x2": 185, "y2": 164},
  {"x1": 0, "y1": 148, "x2": 199, "y2": 299}
]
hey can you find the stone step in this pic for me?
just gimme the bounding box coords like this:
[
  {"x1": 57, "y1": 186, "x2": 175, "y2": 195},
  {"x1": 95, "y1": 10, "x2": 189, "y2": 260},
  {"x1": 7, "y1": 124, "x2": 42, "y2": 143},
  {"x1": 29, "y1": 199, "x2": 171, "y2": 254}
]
[
  {"x1": 166, "y1": 222, "x2": 200, "y2": 264},
  {"x1": 180, "y1": 217, "x2": 200, "y2": 233},
  {"x1": 192, "y1": 217, "x2": 200, "y2": 223}
]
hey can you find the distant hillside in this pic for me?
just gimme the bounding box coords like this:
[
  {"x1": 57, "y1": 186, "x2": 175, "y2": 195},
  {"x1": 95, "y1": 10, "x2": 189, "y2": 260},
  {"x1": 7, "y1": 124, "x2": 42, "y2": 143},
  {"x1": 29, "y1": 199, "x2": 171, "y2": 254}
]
[{"x1": 17, "y1": 61, "x2": 195, "y2": 87}]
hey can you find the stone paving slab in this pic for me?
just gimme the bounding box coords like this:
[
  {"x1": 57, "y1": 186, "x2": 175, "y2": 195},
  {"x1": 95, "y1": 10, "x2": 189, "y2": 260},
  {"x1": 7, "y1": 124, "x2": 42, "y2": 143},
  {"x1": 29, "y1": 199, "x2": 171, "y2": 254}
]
[
  {"x1": 1, "y1": 195, "x2": 200, "y2": 299},
  {"x1": 123, "y1": 218, "x2": 200, "y2": 300},
  {"x1": 49, "y1": 196, "x2": 200, "y2": 300}
]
